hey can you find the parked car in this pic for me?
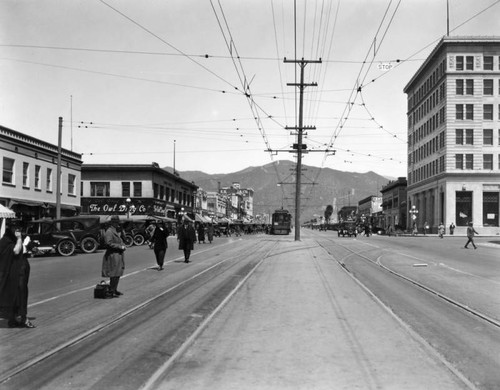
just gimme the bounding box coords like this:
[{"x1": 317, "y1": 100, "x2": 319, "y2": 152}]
[
  {"x1": 337, "y1": 221, "x2": 357, "y2": 237},
  {"x1": 24, "y1": 216, "x2": 102, "y2": 256}
]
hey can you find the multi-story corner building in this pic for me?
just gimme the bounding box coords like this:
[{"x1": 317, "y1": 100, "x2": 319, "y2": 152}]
[
  {"x1": 206, "y1": 191, "x2": 229, "y2": 220},
  {"x1": 80, "y1": 163, "x2": 197, "y2": 220},
  {"x1": 380, "y1": 177, "x2": 407, "y2": 230},
  {"x1": 219, "y1": 182, "x2": 254, "y2": 220},
  {"x1": 404, "y1": 37, "x2": 500, "y2": 234},
  {"x1": 357, "y1": 195, "x2": 382, "y2": 225},
  {"x1": 0, "y1": 125, "x2": 82, "y2": 221}
]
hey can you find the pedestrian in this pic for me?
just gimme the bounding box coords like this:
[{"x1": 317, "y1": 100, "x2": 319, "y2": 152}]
[
  {"x1": 464, "y1": 221, "x2": 478, "y2": 249},
  {"x1": 424, "y1": 221, "x2": 429, "y2": 235},
  {"x1": 0, "y1": 223, "x2": 35, "y2": 328},
  {"x1": 197, "y1": 223, "x2": 206, "y2": 244},
  {"x1": 206, "y1": 223, "x2": 214, "y2": 243},
  {"x1": 449, "y1": 222, "x2": 455, "y2": 235},
  {"x1": 152, "y1": 221, "x2": 169, "y2": 271},
  {"x1": 178, "y1": 219, "x2": 197, "y2": 263},
  {"x1": 412, "y1": 222, "x2": 418, "y2": 236},
  {"x1": 101, "y1": 216, "x2": 126, "y2": 297},
  {"x1": 438, "y1": 222, "x2": 445, "y2": 238},
  {"x1": 387, "y1": 225, "x2": 393, "y2": 237}
]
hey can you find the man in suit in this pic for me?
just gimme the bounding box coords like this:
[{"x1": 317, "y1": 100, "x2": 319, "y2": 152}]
[{"x1": 177, "y1": 218, "x2": 197, "y2": 263}]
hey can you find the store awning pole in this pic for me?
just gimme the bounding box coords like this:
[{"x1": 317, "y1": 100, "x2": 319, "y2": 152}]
[{"x1": 56, "y1": 116, "x2": 62, "y2": 219}]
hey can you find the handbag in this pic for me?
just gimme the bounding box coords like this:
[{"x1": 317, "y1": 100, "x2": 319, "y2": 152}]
[{"x1": 94, "y1": 280, "x2": 112, "y2": 299}]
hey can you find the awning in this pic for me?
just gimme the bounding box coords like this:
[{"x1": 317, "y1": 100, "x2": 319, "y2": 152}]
[
  {"x1": 147, "y1": 215, "x2": 177, "y2": 223},
  {"x1": 0, "y1": 204, "x2": 16, "y2": 218},
  {"x1": 9, "y1": 199, "x2": 78, "y2": 210}
]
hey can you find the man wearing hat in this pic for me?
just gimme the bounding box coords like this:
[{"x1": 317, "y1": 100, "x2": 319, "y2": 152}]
[
  {"x1": 102, "y1": 216, "x2": 126, "y2": 297},
  {"x1": 177, "y1": 218, "x2": 197, "y2": 263}
]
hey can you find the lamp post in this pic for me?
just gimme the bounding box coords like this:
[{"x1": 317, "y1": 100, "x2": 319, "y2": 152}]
[{"x1": 126, "y1": 198, "x2": 131, "y2": 219}]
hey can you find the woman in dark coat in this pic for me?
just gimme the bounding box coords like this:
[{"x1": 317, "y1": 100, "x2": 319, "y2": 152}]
[
  {"x1": 206, "y1": 223, "x2": 214, "y2": 243},
  {"x1": 0, "y1": 225, "x2": 34, "y2": 327},
  {"x1": 178, "y1": 219, "x2": 197, "y2": 263},
  {"x1": 197, "y1": 223, "x2": 206, "y2": 244},
  {"x1": 152, "y1": 222, "x2": 169, "y2": 270},
  {"x1": 102, "y1": 217, "x2": 126, "y2": 297}
]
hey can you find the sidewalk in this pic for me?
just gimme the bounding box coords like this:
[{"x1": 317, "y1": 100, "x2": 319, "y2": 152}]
[{"x1": 159, "y1": 238, "x2": 471, "y2": 390}]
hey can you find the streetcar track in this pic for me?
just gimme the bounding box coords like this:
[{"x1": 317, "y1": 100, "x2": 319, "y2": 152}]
[
  {"x1": 317, "y1": 237, "x2": 500, "y2": 330},
  {"x1": 140, "y1": 240, "x2": 280, "y2": 390},
  {"x1": 28, "y1": 241, "x2": 236, "y2": 308},
  {"x1": 313, "y1": 237, "x2": 480, "y2": 390},
  {"x1": 0, "y1": 239, "x2": 275, "y2": 385}
]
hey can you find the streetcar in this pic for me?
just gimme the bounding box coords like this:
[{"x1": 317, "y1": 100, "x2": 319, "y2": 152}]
[{"x1": 270, "y1": 209, "x2": 292, "y2": 235}]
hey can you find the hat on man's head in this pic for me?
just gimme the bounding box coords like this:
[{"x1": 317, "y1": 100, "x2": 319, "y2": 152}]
[{"x1": 110, "y1": 215, "x2": 120, "y2": 222}]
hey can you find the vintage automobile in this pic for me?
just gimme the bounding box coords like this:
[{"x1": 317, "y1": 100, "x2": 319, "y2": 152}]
[
  {"x1": 337, "y1": 221, "x2": 358, "y2": 237},
  {"x1": 25, "y1": 216, "x2": 101, "y2": 256}
]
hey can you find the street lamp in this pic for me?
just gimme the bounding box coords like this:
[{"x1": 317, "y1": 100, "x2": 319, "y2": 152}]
[{"x1": 126, "y1": 198, "x2": 131, "y2": 219}]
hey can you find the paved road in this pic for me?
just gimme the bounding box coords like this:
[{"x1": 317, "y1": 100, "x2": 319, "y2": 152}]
[{"x1": 1, "y1": 231, "x2": 498, "y2": 389}]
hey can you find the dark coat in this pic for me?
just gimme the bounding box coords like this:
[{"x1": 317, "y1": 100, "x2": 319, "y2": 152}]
[
  {"x1": 197, "y1": 224, "x2": 205, "y2": 242},
  {"x1": 0, "y1": 232, "x2": 22, "y2": 309},
  {"x1": 152, "y1": 226, "x2": 169, "y2": 251},
  {"x1": 178, "y1": 224, "x2": 196, "y2": 251},
  {"x1": 101, "y1": 226, "x2": 125, "y2": 277}
]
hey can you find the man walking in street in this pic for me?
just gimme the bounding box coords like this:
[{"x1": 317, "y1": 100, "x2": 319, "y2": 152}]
[
  {"x1": 464, "y1": 221, "x2": 478, "y2": 249},
  {"x1": 178, "y1": 218, "x2": 197, "y2": 263}
]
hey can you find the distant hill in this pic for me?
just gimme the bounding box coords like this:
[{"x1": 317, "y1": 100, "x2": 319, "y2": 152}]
[{"x1": 167, "y1": 160, "x2": 396, "y2": 223}]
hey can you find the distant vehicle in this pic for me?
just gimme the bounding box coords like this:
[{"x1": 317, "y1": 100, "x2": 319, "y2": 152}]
[
  {"x1": 270, "y1": 209, "x2": 292, "y2": 235},
  {"x1": 24, "y1": 216, "x2": 101, "y2": 256},
  {"x1": 337, "y1": 221, "x2": 357, "y2": 237}
]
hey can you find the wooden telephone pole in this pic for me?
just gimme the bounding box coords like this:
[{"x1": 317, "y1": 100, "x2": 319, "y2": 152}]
[{"x1": 284, "y1": 58, "x2": 322, "y2": 241}]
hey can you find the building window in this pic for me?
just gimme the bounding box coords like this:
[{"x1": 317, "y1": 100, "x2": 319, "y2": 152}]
[
  {"x1": 90, "y1": 182, "x2": 110, "y2": 197},
  {"x1": 483, "y1": 129, "x2": 493, "y2": 145},
  {"x1": 456, "y1": 79, "x2": 464, "y2": 95},
  {"x1": 122, "y1": 182, "x2": 130, "y2": 197},
  {"x1": 455, "y1": 129, "x2": 464, "y2": 144},
  {"x1": 484, "y1": 79, "x2": 493, "y2": 95},
  {"x1": 484, "y1": 104, "x2": 493, "y2": 120},
  {"x1": 133, "y1": 182, "x2": 142, "y2": 197},
  {"x1": 466, "y1": 79, "x2": 474, "y2": 95},
  {"x1": 455, "y1": 104, "x2": 464, "y2": 120},
  {"x1": 456, "y1": 56, "x2": 464, "y2": 70},
  {"x1": 465, "y1": 129, "x2": 474, "y2": 145},
  {"x1": 484, "y1": 56, "x2": 494, "y2": 70},
  {"x1": 483, "y1": 154, "x2": 493, "y2": 170},
  {"x1": 456, "y1": 191, "x2": 472, "y2": 227},
  {"x1": 2, "y1": 157, "x2": 14, "y2": 184},
  {"x1": 465, "y1": 104, "x2": 474, "y2": 120},
  {"x1": 46, "y1": 168, "x2": 52, "y2": 192},
  {"x1": 68, "y1": 174, "x2": 76, "y2": 195},
  {"x1": 34, "y1": 165, "x2": 41, "y2": 189},
  {"x1": 483, "y1": 192, "x2": 499, "y2": 227},
  {"x1": 23, "y1": 162, "x2": 29, "y2": 187},
  {"x1": 153, "y1": 183, "x2": 159, "y2": 198},
  {"x1": 455, "y1": 154, "x2": 463, "y2": 169},
  {"x1": 466, "y1": 56, "x2": 474, "y2": 70},
  {"x1": 160, "y1": 185, "x2": 165, "y2": 200},
  {"x1": 465, "y1": 154, "x2": 473, "y2": 170}
]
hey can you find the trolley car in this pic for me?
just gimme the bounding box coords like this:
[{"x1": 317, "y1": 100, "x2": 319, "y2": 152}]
[{"x1": 270, "y1": 209, "x2": 292, "y2": 235}]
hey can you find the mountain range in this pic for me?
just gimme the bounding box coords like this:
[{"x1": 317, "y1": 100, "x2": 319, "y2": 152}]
[{"x1": 168, "y1": 160, "x2": 396, "y2": 223}]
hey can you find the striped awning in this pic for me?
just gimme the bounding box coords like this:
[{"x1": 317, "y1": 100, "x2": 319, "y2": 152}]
[{"x1": 0, "y1": 204, "x2": 16, "y2": 218}]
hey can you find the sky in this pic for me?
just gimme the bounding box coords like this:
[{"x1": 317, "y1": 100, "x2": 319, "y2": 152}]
[{"x1": 1, "y1": 0, "x2": 500, "y2": 180}]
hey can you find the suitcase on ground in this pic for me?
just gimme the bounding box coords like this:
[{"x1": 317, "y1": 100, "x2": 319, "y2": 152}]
[{"x1": 94, "y1": 281, "x2": 112, "y2": 299}]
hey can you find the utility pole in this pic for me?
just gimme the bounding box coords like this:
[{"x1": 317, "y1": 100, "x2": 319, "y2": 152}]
[
  {"x1": 56, "y1": 117, "x2": 62, "y2": 219},
  {"x1": 284, "y1": 58, "x2": 322, "y2": 241}
]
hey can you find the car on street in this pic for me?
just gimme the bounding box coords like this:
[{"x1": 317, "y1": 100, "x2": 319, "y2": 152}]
[
  {"x1": 25, "y1": 216, "x2": 102, "y2": 256},
  {"x1": 337, "y1": 221, "x2": 357, "y2": 237}
]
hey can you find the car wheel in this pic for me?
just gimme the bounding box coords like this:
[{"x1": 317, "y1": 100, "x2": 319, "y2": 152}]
[
  {"x1": 123, "y1": 234, "x2": 134, "y2": 247},
  {"x1": 133, "y1": 234, "x2": 145, "y2": 246},
  {"x1": 57, "y1": 239, "x2": 75, "y2": 256},
  {"x1": 81, "y1": 237, "x2": 98, "y2": 253}
]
